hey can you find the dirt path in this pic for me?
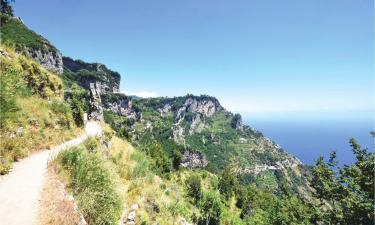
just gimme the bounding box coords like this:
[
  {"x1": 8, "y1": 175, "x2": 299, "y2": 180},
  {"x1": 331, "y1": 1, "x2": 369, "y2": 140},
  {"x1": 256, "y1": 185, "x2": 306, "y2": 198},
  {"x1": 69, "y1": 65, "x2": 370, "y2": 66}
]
[{"x1": 0, "y1": 121, "x2": 101, "y2": 225}]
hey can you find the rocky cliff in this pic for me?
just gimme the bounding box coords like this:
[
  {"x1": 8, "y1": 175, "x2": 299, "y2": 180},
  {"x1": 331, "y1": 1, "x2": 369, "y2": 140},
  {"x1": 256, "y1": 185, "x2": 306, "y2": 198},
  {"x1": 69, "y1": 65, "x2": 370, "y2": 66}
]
[
  {"x1": 63, "y1": 57, "x2": 120, "y2": 93},
  {"x1": 62, "y1": 57, "x2": 122, "y2": 121}
]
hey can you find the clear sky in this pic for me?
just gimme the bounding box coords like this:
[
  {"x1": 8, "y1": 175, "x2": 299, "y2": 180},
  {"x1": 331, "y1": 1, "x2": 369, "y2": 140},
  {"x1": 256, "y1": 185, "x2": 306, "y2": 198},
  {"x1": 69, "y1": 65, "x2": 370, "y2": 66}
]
[{"x1": 13, "y1": 0, "x2": 374, "y2": 115}]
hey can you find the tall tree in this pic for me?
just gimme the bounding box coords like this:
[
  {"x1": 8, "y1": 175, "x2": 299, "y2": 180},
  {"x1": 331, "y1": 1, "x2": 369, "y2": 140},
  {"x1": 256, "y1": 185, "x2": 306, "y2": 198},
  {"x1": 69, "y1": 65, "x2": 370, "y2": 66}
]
[
  {"x1": 311, "y1": 136, "x2": 375, "y2": 225},
  {"x1": 0, "y1": 0, "x2": 14, "y2": 16}
]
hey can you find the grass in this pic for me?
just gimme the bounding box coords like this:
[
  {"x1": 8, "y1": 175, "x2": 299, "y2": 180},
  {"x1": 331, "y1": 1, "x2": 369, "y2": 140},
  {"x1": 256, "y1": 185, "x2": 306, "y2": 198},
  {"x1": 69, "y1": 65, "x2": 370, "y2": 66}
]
[
  {"x1": 39, "y1": 168, "x2": 83, "y2": 225},
  {"x1": 0, "y1": 13, "x2": 58, "y2": 53},
  {"x1": 0, "y1": 46, "x2": 80, "y2": 174},
  {"x1": 54, "y1": 144, "x2": 122, "y2": 225}
]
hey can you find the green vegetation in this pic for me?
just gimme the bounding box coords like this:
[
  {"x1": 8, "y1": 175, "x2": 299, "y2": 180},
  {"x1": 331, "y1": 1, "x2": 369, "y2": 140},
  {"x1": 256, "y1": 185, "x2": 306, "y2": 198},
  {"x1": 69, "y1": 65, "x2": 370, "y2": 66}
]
[
  {"x1": 54, "y1": 142, "x2": 122, "y2": 225},
  {"x1": 0, "y1": 46, "x2": 79, "y2": 174},
  {"x1": 62, "y1": 56, "x2": 121, "y2": 91},
  {"x1": 0, "y1": 13, "x2": 57, "y2": 54},
  {"x1": 2, "y1": 10, "x2": 373, "y2": 225},
  {"x1": 310, "y1": 137, "x2": 375, "y2": 225},
  {"x1": 0, "y1": 0, "x2": 14, "y2": 16}
]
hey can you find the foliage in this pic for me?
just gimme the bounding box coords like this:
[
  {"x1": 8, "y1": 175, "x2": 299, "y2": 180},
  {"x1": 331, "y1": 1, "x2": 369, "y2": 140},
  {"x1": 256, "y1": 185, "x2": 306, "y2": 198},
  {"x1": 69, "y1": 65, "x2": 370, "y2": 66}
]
[
  {"x1": 83, "y1": 137, "x2": 99, "y2": 152},
  {"x1": 0, "y1": 47, "x2": 77, "y2": 173},
  {"x1": 0, "y1": 0, "x2": 14, "y2": 16},
  {"x1": 197, "y1": 190, "x2": 223, "y2": 225},
  {"x1": 66, "y1": 84, "x2": 89, "y2": 127},
  {"x1": 218, "y1": 167, "x2": 238, "y2": 199},
  {"x1": 57, "y1": 147, "x2": 122, "y2": 225},
  {"x1": 0, "y1": 55, "x2": 21, "y2": 126},
  {"x1": 172, "y1": 149, "x2": 182, "y2": 170},
  {"x1": 311, "y1": 137, "x2": 375, "y2": 225},
  {"x1": 0, "y1": 13, "x2": 57, "y2": 53},
  {"x1": 145, "y1": 142, "x2": 172, "y2": 175},
  {"x1": 185, "y1": 174, "x2": 202, "y2": 203}
]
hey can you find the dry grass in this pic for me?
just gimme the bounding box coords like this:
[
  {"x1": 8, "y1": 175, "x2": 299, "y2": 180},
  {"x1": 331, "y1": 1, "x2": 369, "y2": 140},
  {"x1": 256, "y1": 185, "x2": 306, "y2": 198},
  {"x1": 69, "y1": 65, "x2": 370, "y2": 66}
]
[{"x1": 39, "y1": 167, "x2": 83, "y2": 225}]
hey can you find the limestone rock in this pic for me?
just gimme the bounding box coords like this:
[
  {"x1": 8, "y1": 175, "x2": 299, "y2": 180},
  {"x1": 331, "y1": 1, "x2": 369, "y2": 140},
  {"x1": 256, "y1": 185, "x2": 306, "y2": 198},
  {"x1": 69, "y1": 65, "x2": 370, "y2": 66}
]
[
  {"x1": 181, "y1": 149, "x2": 208, "y2": 168},
  {"x1": 25, "y1": 47, "x2": 63, "y2": 75}
]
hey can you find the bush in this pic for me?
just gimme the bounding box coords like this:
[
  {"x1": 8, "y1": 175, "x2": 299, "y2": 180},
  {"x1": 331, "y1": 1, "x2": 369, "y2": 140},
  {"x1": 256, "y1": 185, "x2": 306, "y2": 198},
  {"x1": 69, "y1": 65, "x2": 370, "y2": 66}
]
[
  {"x1": 146, "y1": 143, "x2": 172, "y2": 175},
  {"x1": 218, "y1": 167, "x2": 238, "y2": 199},
  {"x1": 19, "y1": 57, "x2": 63, "y2": 99},
  {"x1": 198, "y1": 190, "x2": 223, "y2": 225},
  {"x1": 83, "y1": 137, "x2": 99, "y2": 152},
  {"x1": 67, "y1": 86, "x2": 88, "y2": 127},
  {"x1": 172, "y1": 149, "x2": 182, "y2": 170},
  {"x1": 58, "y1": 148, "x2": 122, "y2": 225},
  {"x1": 185, "y1": 174, "x2": 202, "y2": 203},
  {"x1": 0, "y1": 56, "x2": 21, "y2": 127},
  {"x1": 0, "y1": 157, "x2": 12, "y2": 175}
]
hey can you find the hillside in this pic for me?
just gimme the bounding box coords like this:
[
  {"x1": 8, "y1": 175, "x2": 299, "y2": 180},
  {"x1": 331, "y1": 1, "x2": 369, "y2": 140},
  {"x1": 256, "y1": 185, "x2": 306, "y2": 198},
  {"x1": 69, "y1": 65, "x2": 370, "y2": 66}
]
[
  {"x1": 101, "y1": 94, "x2": 311, "y2": 193},
  {"x1": 0, "y1": 45, "x2": 81, "y2": 174},
  {"x1": 1, "y1": 7, "x2": 373, "y2": 225}
]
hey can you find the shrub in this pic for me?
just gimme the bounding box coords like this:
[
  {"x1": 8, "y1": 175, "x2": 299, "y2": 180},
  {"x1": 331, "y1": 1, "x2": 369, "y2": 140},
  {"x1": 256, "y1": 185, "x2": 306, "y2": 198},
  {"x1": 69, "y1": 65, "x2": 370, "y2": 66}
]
[
  {"x1": 19, "y1": 56, "x2": 63, "y2": 99},
  {"x1": 0, "y1": 157, "x2": 12, "y2": 175},
  {"x1": 58, "y1": 148, "x2": 122, "y2": 225},
  {"x1": 218, "y1": 167, "x2": 238, "y2": 199},
  {"x1": 83, "y1": 137, "x2": 99, "y2": 152},
  {"x1": 146, "y1": 143, "x2": 172, "y2": 175},
  {"x1": 198, "y1": 190, "x2": 223, "y2": 225},
  {"x1": 185, "y1": 174, "x2": 202, "y2": 203},
  {"x1": 172, "y1": 149, "x2": 182, "y2": 170},
  {"x1": 0, "y1": 56, "x2": 21, "y2": 127}
]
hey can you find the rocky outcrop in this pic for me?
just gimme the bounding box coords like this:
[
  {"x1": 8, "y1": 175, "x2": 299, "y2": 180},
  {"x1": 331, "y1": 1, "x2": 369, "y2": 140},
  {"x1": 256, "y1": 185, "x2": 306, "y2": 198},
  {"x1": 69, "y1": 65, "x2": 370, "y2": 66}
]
[
  {"x1": 63, "y1": 57, "x2": 120, "y2": 93},
  {"x1": 101, "y1": 93, "x2": 141, "y2": 120},
  {"x1": 88, "y1": 82, "x2": 104, "y2": 121},
  {"x1": 231, "y1": 113, "x2": 244, "y2": 131},
  {"x1": 180, "y1": 149, "x2": 208, "y2": 168},
  {"x1": 158, "y1": 103, "x2": 172, "y2": 117},
  {"x1": 175, "y1": 98, "x2": 218, "y2": 124},
  {"x1": 25, "y1": 47, "x2": 63, "y2": 75},
  {"x1": 172, "y1": 97, "x2": 220, "y2": 142}
]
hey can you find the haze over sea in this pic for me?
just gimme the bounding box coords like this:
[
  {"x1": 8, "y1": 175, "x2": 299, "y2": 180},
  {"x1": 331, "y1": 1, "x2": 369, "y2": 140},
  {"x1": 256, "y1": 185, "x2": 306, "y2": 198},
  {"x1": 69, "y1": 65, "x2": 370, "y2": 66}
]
[{"x1": 243, "y1": 110, "x2": 374, "y2": 166}]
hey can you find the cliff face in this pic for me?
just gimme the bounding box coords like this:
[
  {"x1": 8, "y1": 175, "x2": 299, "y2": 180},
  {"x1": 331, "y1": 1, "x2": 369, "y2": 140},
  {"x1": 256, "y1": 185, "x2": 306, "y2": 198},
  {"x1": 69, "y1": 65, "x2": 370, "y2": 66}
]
[
  {"x1": 25, "y1": 48, "x2": 63, "y2": 74},
  {"x1": 62, "y1": 57, "x2": 122, "y2": 121},
  {"x1": 63, "y1": 57, "x2": 120, "y2": 93}
]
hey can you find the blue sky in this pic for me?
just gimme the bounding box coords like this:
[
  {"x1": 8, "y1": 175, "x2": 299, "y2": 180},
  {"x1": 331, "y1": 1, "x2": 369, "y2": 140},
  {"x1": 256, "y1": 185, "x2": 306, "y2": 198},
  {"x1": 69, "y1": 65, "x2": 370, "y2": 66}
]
[{"x1": 14, "y1": 0, "x2": 374, "y2": 115}]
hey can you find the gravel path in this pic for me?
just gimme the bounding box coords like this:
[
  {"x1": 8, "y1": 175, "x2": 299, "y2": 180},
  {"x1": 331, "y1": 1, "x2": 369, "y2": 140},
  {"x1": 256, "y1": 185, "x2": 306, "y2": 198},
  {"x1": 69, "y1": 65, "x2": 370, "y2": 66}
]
[{"x1": 0, "y1": 121, "x2": 101, "y2": 225}]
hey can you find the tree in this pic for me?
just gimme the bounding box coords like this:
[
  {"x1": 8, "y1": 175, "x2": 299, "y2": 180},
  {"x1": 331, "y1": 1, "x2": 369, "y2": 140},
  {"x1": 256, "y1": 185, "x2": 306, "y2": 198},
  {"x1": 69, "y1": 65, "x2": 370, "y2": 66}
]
[
  {"x1": 218, "y1": 167, "x2": 238, "y2": 199},
  {"x1": 172, "y1": 149, "x2": 182, "y2": 170},
  {"x1": 311, "y1": 136, "x2": 375, "y2": 225},
  {"x1": 1, "y1": 0, "x2": 14, "y2": 16},
  {"x1": 147, "y1": 143, "x2": 172, "y2": 174}
]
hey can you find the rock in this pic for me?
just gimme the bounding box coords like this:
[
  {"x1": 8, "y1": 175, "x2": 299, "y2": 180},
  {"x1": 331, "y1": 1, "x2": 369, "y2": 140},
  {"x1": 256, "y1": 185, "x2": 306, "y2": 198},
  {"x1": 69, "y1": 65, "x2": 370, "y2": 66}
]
[
  {"x1": 88, "y1": 82, "x2": 104, "y2": 121},
  {"x1": 131, "y1": 204, "x2": 139, "y2": 210},
  {"x1": 158, "y1": 103, "x2": 172, "y2": 117},
  {"x1": 181, "y1": 149, "x2": 208, "y2": 168},
  {"x1": 127, "y1": 211, "x2": 136, "y2": 221},
  {"x1": 63, "y1": 57, "x2": 120, "y2": 93},
  {"x1": 179, "y1": 217, "x2": 192, "y2": 225},
  {"x1": 0, "y1": 49, "x2": 11, "y2": 59},
  {"x1": 25, "y1": 47, "x2": 63, "y2": 75},
  {"x1": 102, "y1": 93, "x2": 141, "y2": 120},
  {"x1": 231, "y1": 114, "x2": 244, "y2": 131}
]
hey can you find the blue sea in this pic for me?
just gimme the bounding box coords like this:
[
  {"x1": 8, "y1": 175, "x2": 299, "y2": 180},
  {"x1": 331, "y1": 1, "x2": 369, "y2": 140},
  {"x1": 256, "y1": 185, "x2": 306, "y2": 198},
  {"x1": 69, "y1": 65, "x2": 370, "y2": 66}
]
[{"x1": 243, "y1": 113, "x2": 374, "y2": 166}]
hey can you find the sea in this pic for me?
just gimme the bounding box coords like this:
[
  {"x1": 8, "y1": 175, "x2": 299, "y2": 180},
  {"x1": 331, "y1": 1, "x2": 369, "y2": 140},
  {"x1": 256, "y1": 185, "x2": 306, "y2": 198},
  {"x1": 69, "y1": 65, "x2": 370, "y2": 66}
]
[{"x1": 243, "y1": 112, "x2": 374, "y2": 166}]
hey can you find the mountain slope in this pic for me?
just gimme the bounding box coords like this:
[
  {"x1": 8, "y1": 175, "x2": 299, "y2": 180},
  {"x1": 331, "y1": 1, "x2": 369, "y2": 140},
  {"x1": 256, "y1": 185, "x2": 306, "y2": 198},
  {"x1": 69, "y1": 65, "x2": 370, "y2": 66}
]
[
  {"x1": 0, "y1": 14, "x2": 63, "y2": 74},
  {"x1": 102, "y1": 94, "x2": 311, "y2": 193}
]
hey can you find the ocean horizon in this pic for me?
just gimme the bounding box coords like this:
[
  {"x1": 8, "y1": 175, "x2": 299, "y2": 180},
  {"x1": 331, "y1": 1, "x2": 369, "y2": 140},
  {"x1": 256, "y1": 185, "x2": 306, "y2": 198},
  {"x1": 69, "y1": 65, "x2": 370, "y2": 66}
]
[{"x1": 243, "y1": 113, "x2": 373, "y2": 166}]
